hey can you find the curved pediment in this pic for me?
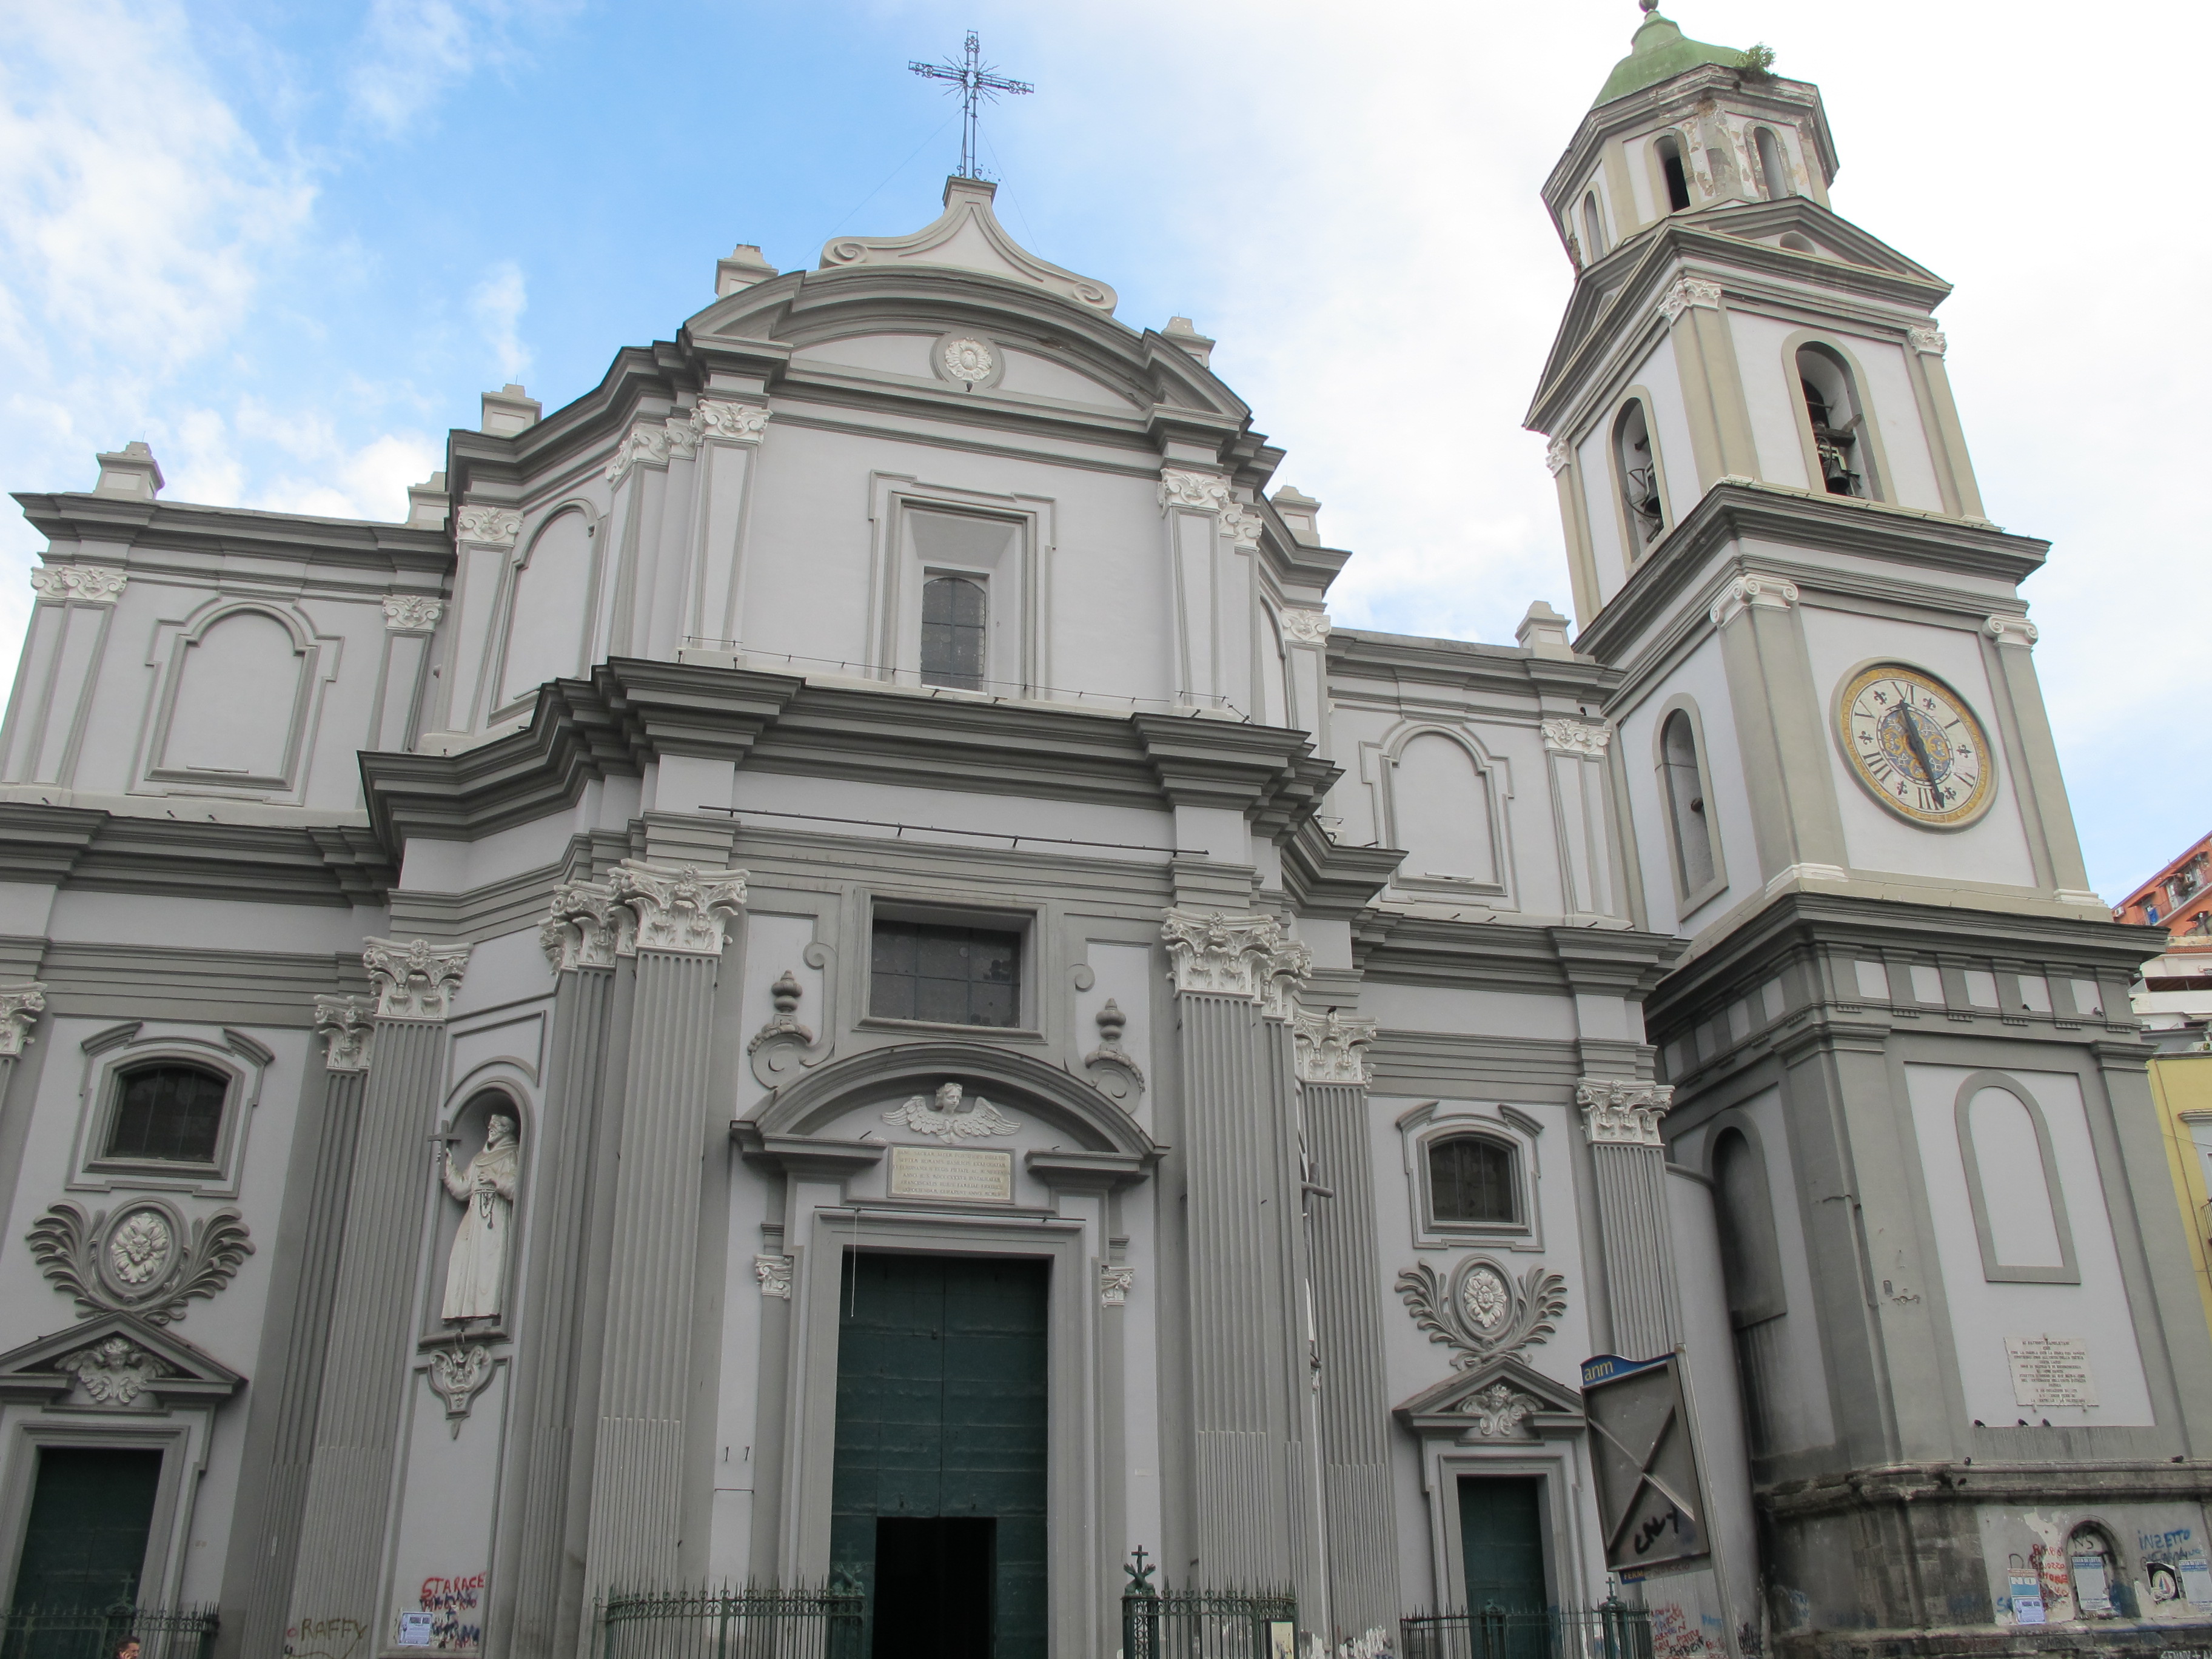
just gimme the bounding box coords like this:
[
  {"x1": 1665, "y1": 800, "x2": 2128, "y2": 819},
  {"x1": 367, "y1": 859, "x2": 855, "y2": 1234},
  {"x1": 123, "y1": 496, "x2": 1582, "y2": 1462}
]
[{"x1": 817, "y1": 176, "x2": 1116, "y2": 315}]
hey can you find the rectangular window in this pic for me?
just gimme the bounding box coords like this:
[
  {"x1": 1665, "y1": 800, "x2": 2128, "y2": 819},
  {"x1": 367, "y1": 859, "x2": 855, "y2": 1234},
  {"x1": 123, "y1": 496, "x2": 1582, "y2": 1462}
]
[
  {"x1": 920, "y1": 573, "x2": 988, "y2": 691},
  {"x1": 105, "y1": 1064, "x2": 229, "y2": 1164},
  {"x1": 870, "y1": 919, "x2": 1022, "y2": 1028}
]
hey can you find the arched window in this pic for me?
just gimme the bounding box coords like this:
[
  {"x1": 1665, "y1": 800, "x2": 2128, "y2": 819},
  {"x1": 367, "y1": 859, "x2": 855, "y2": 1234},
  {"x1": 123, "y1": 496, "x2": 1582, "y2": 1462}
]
[
  {"x1": 2066, "y1": 1524, "x2": 2122, "y2": 1618},
  {"x1": 920, "y1": 574, "x2": 986, "y2": 691},
  {"x1": 1581, "y1": 192, "x2": 1607, "y2": 259},
  {"x1": 1660, "y1": 709, "x2": 1717, "y2": 898},
  {"x1": 1712, "y1": 1129, "x2": 1786, "y2": 1325},
  {"x1": 1754, "y1": 127, "x2": 1790, "y2": 200},
  {"x1": 104, "y1": 1062, "x2": 229, "y2": 1164},
  {"x1": 1614, "y1": 400, "x2": 1664, "y2": 549},
  {"x1": 1428, "y1": 1135, "x2": 1519, "y2": 1225},
  {"x1": 1655, "y1": 135, "x2": 1691, "y2": 212},
  {"x1": 1797, "y1": 344, "x2": 1876, "y2": 498}
]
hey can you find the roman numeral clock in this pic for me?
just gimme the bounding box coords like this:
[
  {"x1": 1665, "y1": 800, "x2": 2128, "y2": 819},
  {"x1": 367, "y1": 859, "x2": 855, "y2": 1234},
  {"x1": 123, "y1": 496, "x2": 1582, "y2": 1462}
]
[{"x1": 1835, "y1": 663, "x2": 1995, "y2": 828}]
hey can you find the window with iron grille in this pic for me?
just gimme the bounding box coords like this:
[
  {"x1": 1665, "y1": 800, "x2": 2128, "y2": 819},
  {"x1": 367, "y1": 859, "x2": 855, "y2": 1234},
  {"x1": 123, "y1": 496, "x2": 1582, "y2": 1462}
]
[{"x1": 870, "y1": 918, "x2": 1022, "y2": 1028}]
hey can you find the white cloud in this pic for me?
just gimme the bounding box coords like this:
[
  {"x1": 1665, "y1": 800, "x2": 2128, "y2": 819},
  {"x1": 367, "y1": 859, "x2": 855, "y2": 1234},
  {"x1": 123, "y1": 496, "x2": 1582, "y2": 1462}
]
[
  {"x1": 471, "y1": 261, "x2": 533, "y2": 383},
  {"x1": 347, "y1": 0, "x2": 574, "y2": 136}
]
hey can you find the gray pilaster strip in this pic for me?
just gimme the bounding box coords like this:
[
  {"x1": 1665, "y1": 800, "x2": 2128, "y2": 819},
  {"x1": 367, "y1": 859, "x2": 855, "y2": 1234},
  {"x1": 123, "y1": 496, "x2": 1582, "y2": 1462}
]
[
  {"x1": 489, "y1": 963, "x2": 615, "y2": 1659},
  {"x1": 583, "y1": 947, "x2": 722, "y2": 1587},
  {"x1": 1592, "y1": 1142, "x2": 1679, "y2": 1360},
  {"x1": 286, "y1": 1012, "x2": 456, "y2": 1639},
  {"x1": 1302, "y1": 1079, "x2": 1400, "y2": 1640}
]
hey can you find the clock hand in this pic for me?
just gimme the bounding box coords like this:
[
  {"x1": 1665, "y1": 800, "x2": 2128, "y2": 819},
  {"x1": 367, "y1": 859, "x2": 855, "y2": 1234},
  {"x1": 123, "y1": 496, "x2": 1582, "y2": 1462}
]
[{"x1": 1899, "y1": 706, "x2": 1941, "y2": 791}]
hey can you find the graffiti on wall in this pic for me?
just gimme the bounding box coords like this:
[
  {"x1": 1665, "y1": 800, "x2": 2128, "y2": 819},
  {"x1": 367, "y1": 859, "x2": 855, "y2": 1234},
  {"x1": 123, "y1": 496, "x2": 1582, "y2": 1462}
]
[
  {"x1": 283, "y1": 1617, "x2": 368, "y2": 1659},
  {"x1": 412, "y1": 1573, "x2": 486, "y2": 1650}
]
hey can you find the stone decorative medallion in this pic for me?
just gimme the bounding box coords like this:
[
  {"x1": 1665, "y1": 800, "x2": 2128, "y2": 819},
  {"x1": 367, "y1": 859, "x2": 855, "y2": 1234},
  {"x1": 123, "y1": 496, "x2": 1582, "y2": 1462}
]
[
  {"x1": 939, "y1": 337, "x2": 997, "y2": 385},
  {"x1": 1396, "y1": 1256, "x2": 1567, "y2": 1370},
  {"x1": 28, "y1": 1200, "x2": 253, "y2": 1326}
]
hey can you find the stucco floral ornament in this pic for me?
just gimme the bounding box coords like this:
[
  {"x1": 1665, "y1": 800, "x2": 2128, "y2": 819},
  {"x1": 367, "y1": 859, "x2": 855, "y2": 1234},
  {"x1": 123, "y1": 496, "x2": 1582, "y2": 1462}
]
[
  {"x1": 1396, "y1": 1256, "x2": 1567, "y2": 1369},
  {"x1": 27, "y1": 1201, "x2": 253, "y2": 1326}
]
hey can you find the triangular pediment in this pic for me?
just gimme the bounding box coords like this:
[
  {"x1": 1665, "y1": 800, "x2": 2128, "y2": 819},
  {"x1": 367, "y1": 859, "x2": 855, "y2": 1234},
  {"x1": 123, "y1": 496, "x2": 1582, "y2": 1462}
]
[
  {"x1": 817, "y1": 177, "x2": 1118, "y2": 315},
  {"x1": 0, "y1": 1310, "x2": 243, "y2": 1409},
  {"x1": 1395, "y1": 1352, "x2": 1586, "y2": 1441}
]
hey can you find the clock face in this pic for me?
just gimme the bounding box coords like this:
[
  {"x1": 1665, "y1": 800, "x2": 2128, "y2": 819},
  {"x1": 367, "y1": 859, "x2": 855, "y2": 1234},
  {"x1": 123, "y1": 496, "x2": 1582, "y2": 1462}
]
[{"x1": 1835, "y1": 663, "x2": 1995, "y2": 828}]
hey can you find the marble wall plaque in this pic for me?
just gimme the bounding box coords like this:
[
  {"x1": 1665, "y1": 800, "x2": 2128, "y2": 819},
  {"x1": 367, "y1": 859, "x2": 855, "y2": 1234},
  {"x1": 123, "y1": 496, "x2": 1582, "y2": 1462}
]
[
  {"x1": 888, "y1": 1145, "x2": 1013, "y2": 1202},
  {"x1": 2006, "y1": 1335, "x2": 2097, "y2": 1407}
]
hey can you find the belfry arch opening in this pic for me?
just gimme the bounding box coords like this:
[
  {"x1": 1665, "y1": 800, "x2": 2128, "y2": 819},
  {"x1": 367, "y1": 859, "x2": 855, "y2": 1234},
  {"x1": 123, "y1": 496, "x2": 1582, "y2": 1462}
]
[
  {"x1": 1614, "y1": 399, "x2": 1664, "y2": 550},
  {"x1": 1797, "y1": 344, "x2": 1875, "y2": 498},
  {"x1": 1754, "y1": 127, "x2": 1790, "y2": 199},
  {"x1": 1660, "y1": 709, "x2": 1716, "y2": 896},
  {"x1": 1655, "y1": 134, "x2": 1692, "y2": 211},
  {"x1": 1581, "y1": 192, "x2": 1607, "y2": 259}
]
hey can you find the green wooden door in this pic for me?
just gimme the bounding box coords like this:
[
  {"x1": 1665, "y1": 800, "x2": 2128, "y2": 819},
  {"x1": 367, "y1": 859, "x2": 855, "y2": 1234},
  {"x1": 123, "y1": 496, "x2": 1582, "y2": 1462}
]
[
  {"x1": 9, "y1": 1447, "x2": 163, "y2": 1611},
  {"x1": 1456, "y1": 1476, "x2": 1547, "y2": 1612},
  {"x1": 831, "y1": 1253, "x2": 1049, "y2": 1659}
]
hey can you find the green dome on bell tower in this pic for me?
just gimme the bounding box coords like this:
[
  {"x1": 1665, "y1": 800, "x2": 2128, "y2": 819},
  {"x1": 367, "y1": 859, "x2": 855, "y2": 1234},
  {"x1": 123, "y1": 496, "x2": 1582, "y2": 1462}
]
[{"x1": 1593, "y1": 0, "x2": 1746, "y2": 107}]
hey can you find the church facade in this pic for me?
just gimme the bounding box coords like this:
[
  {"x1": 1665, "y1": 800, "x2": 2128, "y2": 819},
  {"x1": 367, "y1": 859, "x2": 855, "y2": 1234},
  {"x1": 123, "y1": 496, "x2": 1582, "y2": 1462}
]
[{"x1": 1, "y1": 11, "x2": 2207, "y2": 1659}]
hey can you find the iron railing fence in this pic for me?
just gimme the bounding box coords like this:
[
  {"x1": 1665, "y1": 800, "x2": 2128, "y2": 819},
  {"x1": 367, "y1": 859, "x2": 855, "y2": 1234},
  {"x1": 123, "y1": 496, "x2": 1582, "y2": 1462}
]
[
  {"x1": 597, "y1": 1585, "x2": 863, "y2": 1659},
  {"x1": 1399, "y1": 1603, "x2": 1654, "y2": 1659},
  {"x1": 0, "y1": 1605, "x2": 218, "y2": 1659},
  {"x1": 1122, "y1": 1586, "x2": 1299, "y2": 1659}
]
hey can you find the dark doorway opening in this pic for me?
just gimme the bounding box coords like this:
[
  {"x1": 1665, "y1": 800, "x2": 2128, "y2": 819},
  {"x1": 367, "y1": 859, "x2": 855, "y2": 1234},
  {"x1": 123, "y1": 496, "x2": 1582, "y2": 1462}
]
[
  {"x1": 1456, "y1": 1475, "x2": 1547, "y2": 1612},
  {"x1": 10, "y1": 1447, "x2": 163, "y2": 1611},
  {"x1": 873, "y1": 1517, "x2": 995, "y2": 1659}
]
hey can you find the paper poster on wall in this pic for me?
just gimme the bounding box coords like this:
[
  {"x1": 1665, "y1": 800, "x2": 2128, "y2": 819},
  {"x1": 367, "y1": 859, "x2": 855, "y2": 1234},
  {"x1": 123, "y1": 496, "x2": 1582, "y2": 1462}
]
[
  {"x1": 1581, "y1": 1353, "x2": 1710, "y2": 1576},
  {"x1": 2007, "y1": 1569, "x2": 2045, "y2": 1625},
  {"x1": 2006, "y1": 1335, "x2": 2096, "y2": 1407},
  {"x1": 396, "y1": 1613, "x2": 435, "y2": 1647}
]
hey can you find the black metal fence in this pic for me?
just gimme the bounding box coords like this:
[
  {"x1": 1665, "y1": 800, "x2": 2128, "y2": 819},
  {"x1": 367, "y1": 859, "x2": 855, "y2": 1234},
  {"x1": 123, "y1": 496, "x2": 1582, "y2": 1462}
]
[
  {"x1": 1399, "y1": 1604, "x2": 1654, "y2": 1659},
  {"x1": 0, "y1": 1606, "x2": 218, "y2": 1659},
  {"x1": 597, "y1": 1586, "x2": 863, "y2": 1659},
  {"x1": 1121, "y1": 1586, "x2": 1299, "y2": 1659}
]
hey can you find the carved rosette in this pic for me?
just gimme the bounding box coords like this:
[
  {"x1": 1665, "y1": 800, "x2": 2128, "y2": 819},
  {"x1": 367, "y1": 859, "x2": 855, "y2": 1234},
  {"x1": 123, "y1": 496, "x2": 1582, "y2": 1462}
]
[
  {"x1": 312, "y1": 994, "x2": 373, "y2": 1074},
  {"x1": 1908, "y1": 324, "x2": 1948, "y2": 357},
  {"x1": 1576, "y1": 1078, "x2": 1674, "y2": 1147},
  {"x1": 0, "y1": 983, "x2": 47, "y2": 1059},
  {"x1": 754, "y1": 1254, "x2": 794, "y2": 1299},
  {"x1": 29, "y1": 565, "x2": 127, "y2": 605},
  {"x1": 1709, "y1": 573, "x2": 1799, "y2": 629},
  {"x1": 427, "y1": 1343, "x2": 496, "y2": 1435},
  {"x1": 1984, "y1": 614, "x2": 2040, "y2": 650},
  {"x1": 1157, "y1": 468, "x2": 1233, "y2": 514},
  {"x1": 1292, "y1": 1009, "x2": 1377, "y2": 1086},
  {"x1": 1279, "y1": 607, "x2": 1330, "y2": 645},
  {"x1": 363, "y1": 938, "x2": 472, "y2": 1021},
  {"x1": 55, "y1": 1335, "x2": 172, "y2": 1406},
  {"x1": 939, "y1": 337, "x2": 997, "y2": 384},
  {"x1": 382, "y1": 594, "x2": 445, "y2": 633},
  {"x1": 692, "y1": 398, "x2": 771, "y2": 444},
  {"x1": 1099, "y1": 1264, "x2": 1135, "y2": 1308},
  {"x1": 1539, "y1": 718, "x2": 1610, "y2": 758},
  {"x1": 454, "y1": 506, "x2": 523, "y2": 548},
  {"x1": 27, "y1": 1201, "x2": 254, "y2": 1326},
  {"x1": 1161, "y1": 909, "x2": 1312, "y2": 1016},
  {"x1": 1658, "y1": 275, "x2": 1723, "y2": 323},
  {"x1": 605, "y1": 861, "x2": 747, "y2": 956},
  {"x1": 538, "y1": 879, "x2": 631, "y2": 972},
  {"x1": 1544, "y1": 435, "x2": 1572, "y2": 477}
]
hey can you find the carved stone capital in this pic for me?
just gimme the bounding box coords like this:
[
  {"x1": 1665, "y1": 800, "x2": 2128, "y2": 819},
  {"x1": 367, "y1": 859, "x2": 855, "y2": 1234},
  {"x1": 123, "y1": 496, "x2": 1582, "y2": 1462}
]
[
  {"x1": 1161, "y1": 908, "x2": 1312, "y2": 1014},
  {"x1": 1908, "y1": 324, "x2": 1948, "y2": 357},
  {"x1": 1158, "y1": 468, "x2": 1233, "y2": 514},
  {"x1": 0, "y1": 984, "x2": 47, "y2": 1059},
  {"x1": 691, "y1": 398, "x2": 770, "y2": 444},
  {"x1": 1540, "y1": 718, "x2": 1611, "y2": 757},
  {"x1": 1279, "y1": 608, "x2": 1330, "y2": 646},
  {"x1": 1099, "y1": 1263, "x2": 1135, "y2": 1308},
  {"x1": 605, "y1": 411, "x2": 706, "y2": 484},
  {"x1": 538, "y1": 879, "x2": 631, "y2": 972},
  {"x1": 362, "y1": 938, "x2": 471, "y2": 1021},
  {"x1": 1984, "y1": 613, "x2": 2040, "y2": 649},
  {"x1": 1659, "y1": 275, "x2": 1723, "y2": 323},
  {"x1": 312, "y1": 994, "x2": 373, "y2": 1073},
  {"x1": 1709, "y1": 573, "x2": 1799, "y2": 629},
  {"x1": 454, "y1": 506, "x2": 522, "y2": 548},
  {"x1": 383, "y1": 594, "x2": 444, "y2": 632},
  {"x1": 1576, "y1": 1078, "x2": 1675, "y2": 1147},
  {"x1": 755, "y1": 1253, "x2": 794, "y2": 1299},
  {"x1": 1220, "y1": 502, "x2": 1262, "y2": 552},
  {"x1": 1544, "y1": 434, "x2": 1573, "y2": 477},
  {"x1": 1292, "y1": 1009, "x2": 1376, "y2": 1085},
  {"x1": 30, "y1": 565, "x2": 127, "y2": 605},
  {"x1": 606, "y1": 861, "x2": 747, "y2": 956}
]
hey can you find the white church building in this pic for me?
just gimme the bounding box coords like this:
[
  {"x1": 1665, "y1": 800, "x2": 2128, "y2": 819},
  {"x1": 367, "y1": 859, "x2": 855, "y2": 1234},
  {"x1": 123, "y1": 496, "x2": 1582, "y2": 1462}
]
[{"x1": 1, "y1": 9, "x2": 2207, "y2": 1659}]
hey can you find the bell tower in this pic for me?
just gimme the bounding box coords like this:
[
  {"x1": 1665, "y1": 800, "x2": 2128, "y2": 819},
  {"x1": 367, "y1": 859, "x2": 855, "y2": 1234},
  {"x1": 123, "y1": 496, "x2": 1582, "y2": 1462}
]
[{"x1": 1530, "y1": 9, "x2": 2212, "y2": 1654}]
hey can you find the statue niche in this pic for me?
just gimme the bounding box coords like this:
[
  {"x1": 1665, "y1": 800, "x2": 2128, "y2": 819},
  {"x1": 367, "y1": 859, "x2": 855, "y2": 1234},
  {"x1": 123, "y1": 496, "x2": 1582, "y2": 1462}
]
[{"x1": 437, "y1": 1105, "x2": 520, "y2": 1323}]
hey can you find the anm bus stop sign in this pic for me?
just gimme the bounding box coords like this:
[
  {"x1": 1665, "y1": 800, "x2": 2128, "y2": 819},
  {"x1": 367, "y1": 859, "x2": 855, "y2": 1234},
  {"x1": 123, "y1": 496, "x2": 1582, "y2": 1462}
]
[{"x1": 1581, "y1": 1353, "x2": 1711, "y2": 1577}]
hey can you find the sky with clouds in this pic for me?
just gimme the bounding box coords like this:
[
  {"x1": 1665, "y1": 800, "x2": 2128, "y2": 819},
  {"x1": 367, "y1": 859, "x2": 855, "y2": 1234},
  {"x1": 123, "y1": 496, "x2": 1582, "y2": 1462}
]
[{"x1": 0, "y1": 0, "x2": 2200, "y2": 902}]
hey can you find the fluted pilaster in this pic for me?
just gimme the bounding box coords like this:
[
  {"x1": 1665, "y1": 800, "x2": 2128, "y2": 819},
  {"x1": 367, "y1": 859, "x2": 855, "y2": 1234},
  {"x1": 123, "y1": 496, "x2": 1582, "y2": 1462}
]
[{"x1": 1579, "y1": 1079, "x2": 1681, "y2": 1361}]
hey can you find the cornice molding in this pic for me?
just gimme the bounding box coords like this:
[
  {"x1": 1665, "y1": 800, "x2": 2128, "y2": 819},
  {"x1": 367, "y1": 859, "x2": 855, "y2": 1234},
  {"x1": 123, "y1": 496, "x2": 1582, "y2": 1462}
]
[{"x1": 10, "y1": 493, "x2": 452, "y2": 576}]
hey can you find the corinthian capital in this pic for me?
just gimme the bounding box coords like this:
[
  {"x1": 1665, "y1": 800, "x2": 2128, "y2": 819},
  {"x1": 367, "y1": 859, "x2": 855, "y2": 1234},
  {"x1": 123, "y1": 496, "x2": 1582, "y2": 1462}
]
[
  {"x1": 30, "y1": 565, "x2": 127, "y2": 605},
  {"x1": 1292, "y1": 1009, "x2": 1377, "y2": 1085},
  {"x1": 691, "y1": 399, "x2": 770, "y2": 444},
  {"x1": 538, "y1": 878, "x2": 633, "y2": 971},
  {"x1": 454, "y1": 506, "x2": 522, "y2": 548},
  {"x1": 606, "y1": 861, "x2": 747, "y2": 956},
  {"x1": 1161, "y1": 908, "x2": 1312, "y2": 1014},
  {"x1": 1158, "y1": 468, "x2": 1233, "y2": 514},
  {"x1": 1659, "y1": 275, "x2": 1723, "y2": 323},
  {"x1": 361, "y1": 939, "x2": 472, "y2": 1021},
  {"x1": 312, "y1": 994, "x2": 374, "y2": 1073},
  {"x1": 0, "y1": 984, "x2": 47, "y2": 1058},
  {"x1": 1540, "y1": 718, "x2": 1610, "y2": 757},
  {"x1": 1575, "y1": 1078, "x2": 1674, "y2": 1147}
]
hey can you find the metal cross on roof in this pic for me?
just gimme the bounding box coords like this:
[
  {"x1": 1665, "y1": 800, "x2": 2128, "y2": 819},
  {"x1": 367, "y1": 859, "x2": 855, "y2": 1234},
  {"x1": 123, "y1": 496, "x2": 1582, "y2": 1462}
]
[{"x1": 910, "y1": 30, "x2": 1033, "y2": 181}]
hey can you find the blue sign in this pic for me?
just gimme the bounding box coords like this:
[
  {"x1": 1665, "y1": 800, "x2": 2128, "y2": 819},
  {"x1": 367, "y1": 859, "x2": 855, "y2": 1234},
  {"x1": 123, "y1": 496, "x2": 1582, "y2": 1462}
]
[{"x1": 1581, "y1": 1353, "x2": 1671, "y2": 1388}]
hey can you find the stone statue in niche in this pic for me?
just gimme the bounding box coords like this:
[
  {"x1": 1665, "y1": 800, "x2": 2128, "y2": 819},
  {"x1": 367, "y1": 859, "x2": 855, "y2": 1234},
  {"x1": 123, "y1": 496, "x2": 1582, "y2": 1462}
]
[{"x1": 438, "y1": 1113, "x2": 519, "y2": 1322}]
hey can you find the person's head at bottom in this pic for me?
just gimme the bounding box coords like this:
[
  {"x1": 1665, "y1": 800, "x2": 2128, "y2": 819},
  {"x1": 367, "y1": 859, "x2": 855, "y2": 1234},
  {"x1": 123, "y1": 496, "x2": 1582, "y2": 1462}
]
[{"x1": 115, "y1": 1640, "x2": 141, "y2": 1659}]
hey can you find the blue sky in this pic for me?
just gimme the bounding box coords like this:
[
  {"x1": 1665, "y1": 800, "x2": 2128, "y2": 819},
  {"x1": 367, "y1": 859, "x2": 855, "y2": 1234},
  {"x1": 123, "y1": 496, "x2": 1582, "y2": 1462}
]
[{"x1": 0, "y1": 0, "x2": 2203, "y2": 904}]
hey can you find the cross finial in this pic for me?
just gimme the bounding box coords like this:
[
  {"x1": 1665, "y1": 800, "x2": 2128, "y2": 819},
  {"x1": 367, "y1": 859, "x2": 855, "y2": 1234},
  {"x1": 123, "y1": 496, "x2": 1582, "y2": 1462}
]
[{"x1": 910, "y1": 30, "x2": 1033, "y2": 181}]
